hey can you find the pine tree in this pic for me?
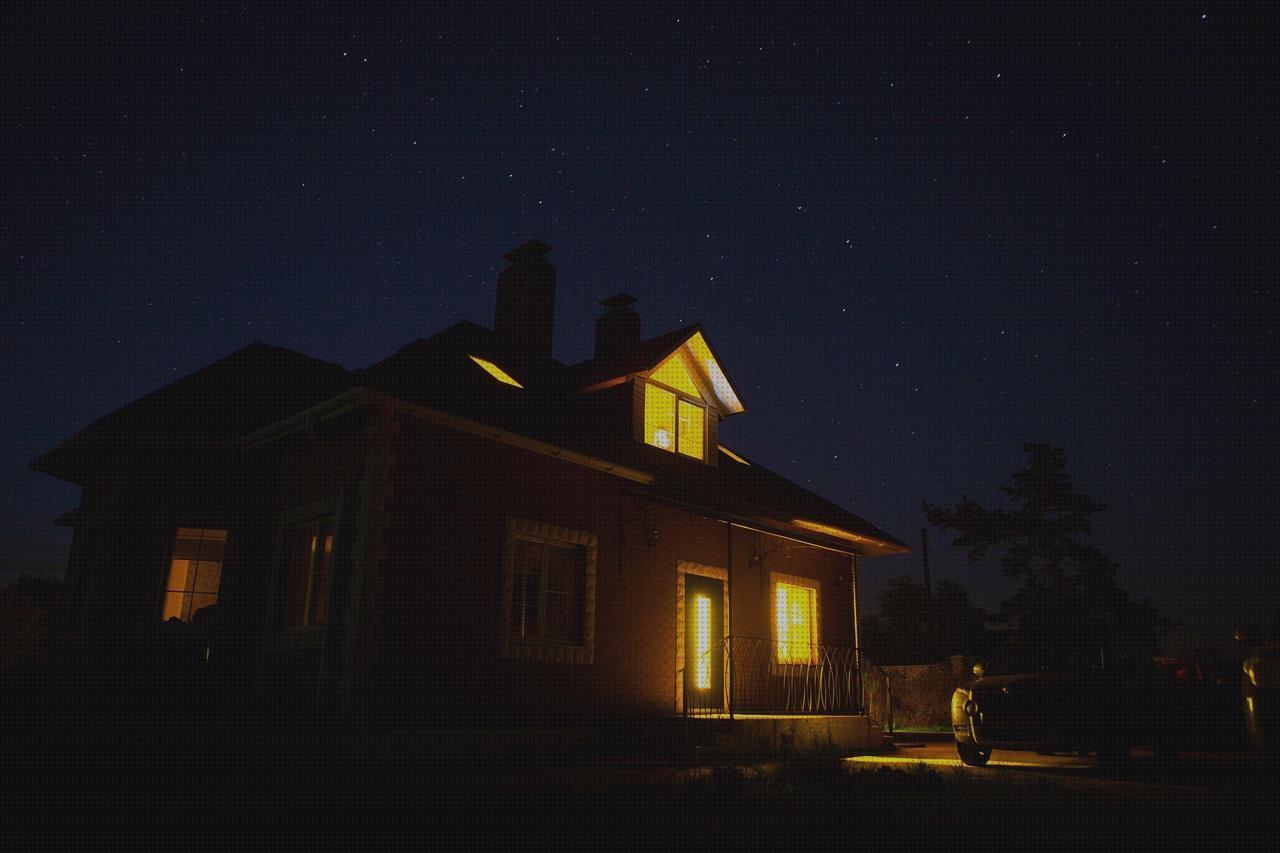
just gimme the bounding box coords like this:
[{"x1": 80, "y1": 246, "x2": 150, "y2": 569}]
[{"x1": 923, "y1": 443, "x2": 1169, "y2": 650}]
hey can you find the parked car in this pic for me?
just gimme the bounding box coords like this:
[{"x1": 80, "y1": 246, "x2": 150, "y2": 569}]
[
  {"x1": 951, "y1": 633, "x2": 1167, "y2": 766},
  {"x1": 1237, "y1": 624, "x2": 1280, "y2": 756}
]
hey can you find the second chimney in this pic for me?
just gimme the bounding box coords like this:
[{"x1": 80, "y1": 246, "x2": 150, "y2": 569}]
[
  {"x1": 494, "y1": 240, "x2": 556, "y2": 362},
  {"x1": 595, "y1": 293, "x2": 641, "y2": 360}
]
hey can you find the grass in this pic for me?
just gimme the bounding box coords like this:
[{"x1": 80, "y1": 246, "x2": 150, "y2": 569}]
[
  {"x1": 888, "y1": 723, "x2": 952, "y2": 734},
  {"x1": 8, "y1": 733, "x2": 1275, "y2": 850}
]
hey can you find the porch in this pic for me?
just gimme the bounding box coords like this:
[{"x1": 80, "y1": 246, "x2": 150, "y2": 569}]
[{"x1": 679, "y1": 636, "x2": 886, "y2": 753}]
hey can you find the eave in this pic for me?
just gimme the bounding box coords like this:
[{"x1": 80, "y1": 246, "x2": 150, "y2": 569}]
[{"x1": 238, "y1": 386, "x2": 655, "y2": 486}]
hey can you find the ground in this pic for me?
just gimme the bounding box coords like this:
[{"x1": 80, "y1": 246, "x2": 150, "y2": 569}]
[{"x1": 7, "y1": 722, "x2": 1277, "y2": 849}]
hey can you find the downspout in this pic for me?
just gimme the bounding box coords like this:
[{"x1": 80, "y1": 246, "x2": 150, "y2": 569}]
[
  {"x1": 851, "y1": 553, "x2": 864, "y2": 715},
  {"x1": 726, "y1": 520, "x2": 734, "y2": 722},
  {"x1": 304, "y1": 411, "x2": 362, "y2": 720}
]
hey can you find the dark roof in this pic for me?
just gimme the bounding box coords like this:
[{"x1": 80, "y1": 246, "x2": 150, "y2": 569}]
[
  {"x1": 355, "y1": 321, "x2": 577, "y2": 444},
  {"x1": 31, "y1": 342, "x2": 350, "y2": 484},
  {"x1": 710, "y1": 450, "x2": 909, "y2": 553},
  {"x1": 32, "y1": 316, "x2": 905, "y2": 554},
  {"x1": 570, "y1": 324, "x2": 703, "y2": 387}
]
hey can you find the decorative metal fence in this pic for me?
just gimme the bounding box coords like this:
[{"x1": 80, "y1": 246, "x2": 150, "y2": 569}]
[{"x1": 682, "y1": 635, "x2": 862, "y2": 717}]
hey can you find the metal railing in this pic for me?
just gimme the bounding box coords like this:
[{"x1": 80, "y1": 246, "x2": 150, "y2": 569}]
[{"x1": 682, "y1": 635, "x2": 862, "y2": 717}]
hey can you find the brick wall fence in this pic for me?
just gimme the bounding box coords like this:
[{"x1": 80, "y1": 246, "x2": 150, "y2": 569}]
[{"x1": 879, "y1": 655, "x2": 970, "y2": 729}]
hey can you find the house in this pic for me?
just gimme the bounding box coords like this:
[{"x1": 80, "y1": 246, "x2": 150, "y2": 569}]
[{"x1": 33, "y1": 241, "x2": 908, "y2": 747}]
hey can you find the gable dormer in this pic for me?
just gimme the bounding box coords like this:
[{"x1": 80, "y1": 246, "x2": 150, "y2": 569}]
[
  {"x1": 632, "y1": 329, "x2": 744, "y2": 464},
  {"x1": 578, "y1": 295, "x2": 745, "y2": 465}
]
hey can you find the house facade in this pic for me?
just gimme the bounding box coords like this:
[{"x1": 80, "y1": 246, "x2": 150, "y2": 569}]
[{"x1": 34, "y1": 241, "x2": 908, "y2": 738}]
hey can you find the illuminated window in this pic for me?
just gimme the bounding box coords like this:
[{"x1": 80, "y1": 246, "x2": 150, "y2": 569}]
[
  {"x1": 694, "y1": 594, "x2": 712, "y2": 689},
  {"x1": 501, "y1": 518, "x2": 597, "y2": 664},
  {"x1": 773, "y1": 576, "x2": 819, "y2": 664},
  {"x1": 469, "y1": 355, "x2": 523, "y2": 388},
  {"x1": 161, "y1": 528, "x2": 226, "y2": 622},
  {"x1": 279, "y1": 520, "x2": 334, "y2": 627},
  {"x1": 643, "y1": 380, "x2": 705, "y2": 460},
  {"x1": 644, "y1": 382, "x2": 676, "y2": 450},
  {"x1": 677, "y1": 399, "x2": 703, "y2": 458}
]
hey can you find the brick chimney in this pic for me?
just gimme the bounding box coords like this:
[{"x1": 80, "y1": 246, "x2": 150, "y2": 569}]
[
  {"x1": 594, "y1": 293, "x2": 641, "y2": 360},
  {"x1": 494, "y1": 240, "x2": 556, "y2": 362}
]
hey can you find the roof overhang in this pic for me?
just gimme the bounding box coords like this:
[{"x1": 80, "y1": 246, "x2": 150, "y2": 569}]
[
  {"x1": 786, "y1": 518, "x2": 911, "y2": 556},
  {"x1": 238, "y1": 386, "x2": 655, "y2": 486}
]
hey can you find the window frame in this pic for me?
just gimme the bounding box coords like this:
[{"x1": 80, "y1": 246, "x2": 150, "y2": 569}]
[
  {"x1": 500, "y1": 517, "x2": 597, "y2": 664},
  {"x1": 642, "y1": 377, "x2": 708, "y2": 461},
  {"x1": 159, "y1": 526, "x2": 228, "y2": 623},
  {"x1": 269, "y1": 498, "x2": 341, "y2": 635},
  {"x1": 770, "y1": 572, "x2": 820, "y2": 666}
]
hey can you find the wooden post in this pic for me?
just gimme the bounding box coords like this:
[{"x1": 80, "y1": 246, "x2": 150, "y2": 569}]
[
  {"x1": 920, "y1": 528, "x2": 932, "y2": 596},
  {"x1": 726, "y1": 520, "x2": 734, "y2": 721}
]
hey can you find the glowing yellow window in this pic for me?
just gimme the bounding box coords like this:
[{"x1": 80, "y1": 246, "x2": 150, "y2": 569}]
[
  {"x1": 677, "y1": 399, "x2": 703, "y2": 459},
  {"x1": 162, "y1": 528, "x2": 226, "y2": 622},
  {"x1": 650, "y1": 352, "x2": 700, "y2": 397},
  {"x1": 644, "y1": 380, "x2": 706, "y2": 459},
  {"x1": 469, "y1": 355, "x2": 523, "y2": 388},
  {"x1": 775, "y1": 581, "x2": 818, "y2": 664},
  {"x1": 694, "y1": 595, "x2": 712, "y2": 689},
  {"x1": 644, "y1": 383, "x2": 677, "y2": 450}
]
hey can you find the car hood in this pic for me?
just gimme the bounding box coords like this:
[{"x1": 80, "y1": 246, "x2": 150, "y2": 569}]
[{"x1": 962, "y1": 672, "x2": 1077, "y2": 695}]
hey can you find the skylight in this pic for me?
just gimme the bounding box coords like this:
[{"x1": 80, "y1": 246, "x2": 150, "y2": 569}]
[{"x1": 469, "y1": 355, "x2": 523, "y2": 388}]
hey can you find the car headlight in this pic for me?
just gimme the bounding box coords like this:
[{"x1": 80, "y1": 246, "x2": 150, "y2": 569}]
[{"x1": 1245, "y1": 658, "x2": 1280, "y2": 688}]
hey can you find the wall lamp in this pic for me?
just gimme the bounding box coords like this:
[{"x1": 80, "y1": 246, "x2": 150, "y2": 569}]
[
  {"x1": 749, "y1": 543, "x2": 814, "y2": 591},
  {"x1": 617, "y1": 514, "x2": 659, "y2": 573}
]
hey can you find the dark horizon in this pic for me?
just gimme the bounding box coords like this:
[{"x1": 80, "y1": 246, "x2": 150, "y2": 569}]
[{"x1": 4, "y1": 3, "x2": 1275, "y2": 655}]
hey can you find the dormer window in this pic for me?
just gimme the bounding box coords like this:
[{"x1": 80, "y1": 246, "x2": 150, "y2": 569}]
[{"x1": 643, "y1": 352, "x2": 706, "y2": 460}]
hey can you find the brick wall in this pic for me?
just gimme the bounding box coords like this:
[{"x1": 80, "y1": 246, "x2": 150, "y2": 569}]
[{"x1": 880, "y1": 656, "x2": 969, "y2": 728}]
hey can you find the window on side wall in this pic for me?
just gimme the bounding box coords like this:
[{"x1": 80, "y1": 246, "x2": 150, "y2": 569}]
[
  {"x1": 279, "y1": 520, "x2": 335, "y2": 628},
  {"x1": 501, "y1": 518, "x2": 597, "y2": 664},
  {"x1": 162, "y1": 528, "x2": 227, "y2": 622},
  {"x1": 772, "y1": 573, "x2": 819, "y2": 665}
]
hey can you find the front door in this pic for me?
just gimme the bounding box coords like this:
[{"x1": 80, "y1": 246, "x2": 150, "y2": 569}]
[{"x1": 684, "y1": 574, "x2": 725, "y2": 711}]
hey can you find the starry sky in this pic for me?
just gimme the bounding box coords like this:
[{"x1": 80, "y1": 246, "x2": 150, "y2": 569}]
[{"x1": 3, "y1": 2, "x2": 1275, "y2": 653}]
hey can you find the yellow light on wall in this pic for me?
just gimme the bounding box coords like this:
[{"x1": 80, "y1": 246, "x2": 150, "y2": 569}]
[
  {"x1": 791, "y1": 518, "x2": 866, "y2": 544},
  {"x1": 718, "y1": 445, "x2": 749, "y2": 465},
  {"x1": 468, "y1": 355, "x2": 524, "y2": 388},
  {"x1": 650, "y1": 351, "x2": 701, "y2": 397},
  {"x1": 695, "y1": 594, "x2": 711, "y2": 689},
  {"x1": 686, "y1": 332, "x2": 743, "y2": 414}
]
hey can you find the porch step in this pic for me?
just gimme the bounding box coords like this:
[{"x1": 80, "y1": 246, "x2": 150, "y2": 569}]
[{"x1": 684, "y1": 715, "x2": 885, "y2": 756}]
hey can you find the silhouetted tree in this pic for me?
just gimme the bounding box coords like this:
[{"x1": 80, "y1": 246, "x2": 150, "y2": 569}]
[
  {"x1": 923, "y1": 443, "x2": 1169, "y2": 651},
  {"x1": 861, "y1": 575, "x2": 989, "y2": 664},
  {"x1": 0, "y1": 575, "x2": 62, "y2": 671}
]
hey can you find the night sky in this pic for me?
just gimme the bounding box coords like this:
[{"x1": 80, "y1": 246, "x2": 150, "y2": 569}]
[{"x1": 4, "y1": 3, "x2": 1274, "y2": 653}]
